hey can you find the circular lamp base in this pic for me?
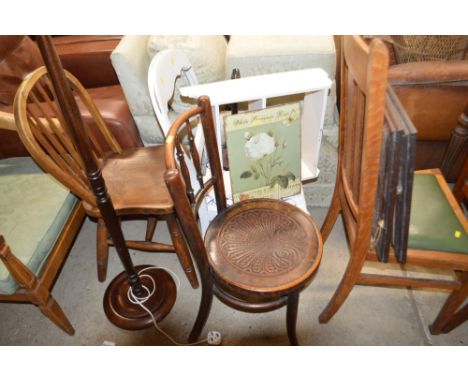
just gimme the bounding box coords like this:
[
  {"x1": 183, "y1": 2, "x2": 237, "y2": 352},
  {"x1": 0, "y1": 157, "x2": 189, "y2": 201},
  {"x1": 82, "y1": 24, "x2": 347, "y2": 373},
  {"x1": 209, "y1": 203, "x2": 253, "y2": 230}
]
[{"x1": 103, "y1": 265, "x2": 177, "y2": 330}]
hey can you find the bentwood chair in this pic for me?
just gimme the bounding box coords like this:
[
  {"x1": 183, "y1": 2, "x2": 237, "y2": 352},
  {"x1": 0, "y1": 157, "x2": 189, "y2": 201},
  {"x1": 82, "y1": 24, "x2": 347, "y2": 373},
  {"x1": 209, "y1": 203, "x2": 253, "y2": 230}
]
[
  {"x1": 318, "y1": 35, "x2": 468, "y2": 334},
  {"x1": 164, "y1": 96, "x2": 323, "y2": 345},
  {"x1": 14, "y1": 66, "x2": 199, "y2": 289}
]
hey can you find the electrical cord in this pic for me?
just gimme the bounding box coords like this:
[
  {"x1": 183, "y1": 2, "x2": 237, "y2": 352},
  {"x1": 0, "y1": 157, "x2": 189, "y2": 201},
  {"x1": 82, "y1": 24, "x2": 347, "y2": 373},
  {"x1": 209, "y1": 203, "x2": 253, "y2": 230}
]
[{"x1": 127, "y1": 265, "x2": 221, "y2": 346}]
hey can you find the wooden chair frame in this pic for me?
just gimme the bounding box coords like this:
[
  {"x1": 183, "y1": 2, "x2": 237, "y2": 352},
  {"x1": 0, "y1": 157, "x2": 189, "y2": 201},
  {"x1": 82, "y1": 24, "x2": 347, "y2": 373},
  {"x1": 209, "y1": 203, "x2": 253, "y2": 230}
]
[
  {"x1": 165, "y1": 96, "x2": 323, "y2": 345},
  {"x1": 14, "y1": 66, "x2": 198, "y2": 288},
  {"x1": 0, "y1": 204, "x2": 85, "y2": 335},
  {"x1": 318, "y1": 36, "x2": 468, "y2": 334}
]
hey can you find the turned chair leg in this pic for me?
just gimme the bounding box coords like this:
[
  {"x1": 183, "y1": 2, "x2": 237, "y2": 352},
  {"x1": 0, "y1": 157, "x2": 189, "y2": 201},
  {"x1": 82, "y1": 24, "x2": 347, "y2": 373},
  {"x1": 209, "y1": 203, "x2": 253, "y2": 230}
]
[
  {"x1": 167, "y1": 214, "x2": 199, "y2": 289},
  {"x1": 188, "y1": 273, "x2": 214, "y2": 343},
  {"x1": 430, "y1": 272, "x2": 468, "y2": 335},
  {"x1": 96, "y1": 218, "x2": 109, "y2": 282},
  {"x1": 319, "y1": 246, "x2": 367, "y2": 323},
  {"x1": 286, "y1": 290, "x2": 300, "y2": 346},
  {"x1": 145, "y1": 217, "x2": 158, "y2": 242},
  {"x1": 321, "y1": 181, "x2": 342, "y2": 242}
]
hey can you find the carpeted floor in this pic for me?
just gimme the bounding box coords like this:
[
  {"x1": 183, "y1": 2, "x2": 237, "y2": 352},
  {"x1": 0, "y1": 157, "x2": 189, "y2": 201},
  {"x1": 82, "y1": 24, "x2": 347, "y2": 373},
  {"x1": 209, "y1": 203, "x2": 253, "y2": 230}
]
[{"x1": 0, "y1": 207, "x2": 466, "y2": 345}]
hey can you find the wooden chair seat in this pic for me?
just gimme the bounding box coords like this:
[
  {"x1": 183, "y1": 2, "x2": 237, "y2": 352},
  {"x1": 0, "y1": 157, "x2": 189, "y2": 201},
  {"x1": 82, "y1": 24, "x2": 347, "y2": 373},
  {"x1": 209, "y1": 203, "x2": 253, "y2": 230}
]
[
  {"x1": 205, "y1": 199, "x2": 322, "y2": 294},
  {"x1": 100, "y1": 146, "x2": 174, "y2": 215},
  {"x1": 408, "y1": 170, "x2": 468, "y2": 254}
]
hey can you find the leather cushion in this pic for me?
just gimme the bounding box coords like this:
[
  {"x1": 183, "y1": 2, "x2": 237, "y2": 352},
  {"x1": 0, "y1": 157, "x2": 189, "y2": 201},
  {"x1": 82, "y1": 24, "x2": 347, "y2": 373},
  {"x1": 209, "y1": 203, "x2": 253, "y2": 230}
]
[
  {"x1": 0, "y1": 157, "x2": 77, "y2": 295},
  {"x1": 54, "y1": 35, "x2": 122, "y2": 88},
  {"x1": 79, "y1": 86, "x2": 142, "y2": 149},
  {"x1": 389, "y1": 61, "x2": 468, "y2": 141},
  {"x1": 0, "y1": 36, "x2": 43, "y2": 106},
  {"x1": 408, "y1": 173, "x2": 468, "y2": 254}
]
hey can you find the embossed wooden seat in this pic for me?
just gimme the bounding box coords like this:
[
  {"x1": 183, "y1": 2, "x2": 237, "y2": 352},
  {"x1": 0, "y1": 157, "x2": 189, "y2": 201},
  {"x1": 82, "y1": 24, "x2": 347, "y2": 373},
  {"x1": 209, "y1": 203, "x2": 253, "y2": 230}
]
[
  {"x1": 165, "y1": 96, "x2": 323, "y2": 345},
  {"x1": 14, "y1": 66, "x2": 198, "y2": 289}
]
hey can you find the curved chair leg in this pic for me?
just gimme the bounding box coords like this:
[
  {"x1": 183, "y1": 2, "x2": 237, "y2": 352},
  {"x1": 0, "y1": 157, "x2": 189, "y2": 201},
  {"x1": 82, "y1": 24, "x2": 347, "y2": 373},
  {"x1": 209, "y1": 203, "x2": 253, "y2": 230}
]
[
  {"x1": 286, "y1": 290, "x2": 300, "y2": 346},
  {"x1": 167, "y1": 214, "x2": 199, "y2": 289},
  {"x1": 37, "y1": 290, "x2": 75, "y2": 335},
  {"x1": 319, "y1": 245, "x2": 367, "y2": 323},
  {"x1": 188, "y1": 273, "x2": 214, "y2": 343},
  {"x1": 145, "y1": 217, "x2": 158, "y2": 242},
  {"x1": 321, "y1": 180, "x2": 342, "y2": 242},
  {"x1": 438, "y1": 305, "x2": 468, "y2": 334},
  {"x1": 430, "y1": 272, "x2": 468, "y2": 335},
  {"x1": 96, "y1": 218, "x2": 109, "y2": 282}
]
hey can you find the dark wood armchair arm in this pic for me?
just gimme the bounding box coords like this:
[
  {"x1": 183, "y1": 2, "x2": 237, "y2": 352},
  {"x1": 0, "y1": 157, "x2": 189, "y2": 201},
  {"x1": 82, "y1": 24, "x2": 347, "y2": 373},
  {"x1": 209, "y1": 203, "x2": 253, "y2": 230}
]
[{"x1": 452, "y1": 149, "x2": 468, "y2": 205}]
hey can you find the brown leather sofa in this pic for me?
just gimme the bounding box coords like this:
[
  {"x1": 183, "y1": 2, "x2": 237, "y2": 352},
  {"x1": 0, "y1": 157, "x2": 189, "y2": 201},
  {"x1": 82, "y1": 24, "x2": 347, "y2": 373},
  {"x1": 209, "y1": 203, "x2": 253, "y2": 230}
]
[
  {"x1": 388, "y1": 55, "x2": 468, "y2": 182},
  {"x1": 336, "y1": 36, "x2": 468, "y2": 182},
  {"x1": 0, "y1": 35, "x2": 142, "y2": 159}
]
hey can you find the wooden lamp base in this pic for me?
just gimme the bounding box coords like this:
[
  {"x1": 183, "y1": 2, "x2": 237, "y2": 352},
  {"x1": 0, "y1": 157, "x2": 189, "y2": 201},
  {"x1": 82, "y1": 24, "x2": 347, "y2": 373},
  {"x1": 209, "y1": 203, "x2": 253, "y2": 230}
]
[{"x1": 103, "y1": 265, "x2": 177, "y2": 330}]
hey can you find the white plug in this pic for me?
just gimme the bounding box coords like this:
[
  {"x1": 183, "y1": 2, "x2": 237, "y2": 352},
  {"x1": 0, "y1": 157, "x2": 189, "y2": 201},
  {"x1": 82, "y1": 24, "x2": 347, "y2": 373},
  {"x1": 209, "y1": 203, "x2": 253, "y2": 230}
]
[{"x1": 207, "y1": 331, "x2": 222, "y2": 345}]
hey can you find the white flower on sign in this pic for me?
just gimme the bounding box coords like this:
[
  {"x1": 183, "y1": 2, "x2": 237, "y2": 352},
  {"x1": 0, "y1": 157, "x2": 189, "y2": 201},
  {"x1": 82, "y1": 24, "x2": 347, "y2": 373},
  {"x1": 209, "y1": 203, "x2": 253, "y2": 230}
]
[
  {"x1": 239, "y1": 129, "x2": 295, "y2": 189},
  {"x1": 244, "y1": 132, "x2": 275, "y2": 160}
]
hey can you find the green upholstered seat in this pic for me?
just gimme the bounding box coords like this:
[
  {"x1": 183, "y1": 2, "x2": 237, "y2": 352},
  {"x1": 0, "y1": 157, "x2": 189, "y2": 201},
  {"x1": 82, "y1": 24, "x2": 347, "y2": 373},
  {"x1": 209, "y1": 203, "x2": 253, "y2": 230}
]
[
  {"x1": 0, "y1": 157, "x2": 77, "y2": 295},
  {"x1": 408, "y1": 173, "x2": 468, "y2": 254}
]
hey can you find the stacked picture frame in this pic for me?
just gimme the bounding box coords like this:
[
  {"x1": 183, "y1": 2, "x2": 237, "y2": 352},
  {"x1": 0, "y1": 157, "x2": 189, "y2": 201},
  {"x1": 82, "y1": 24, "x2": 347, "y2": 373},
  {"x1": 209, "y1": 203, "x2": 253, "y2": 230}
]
[{"x1": 372, "y1": 85, "x2": 417, "y2": 263}]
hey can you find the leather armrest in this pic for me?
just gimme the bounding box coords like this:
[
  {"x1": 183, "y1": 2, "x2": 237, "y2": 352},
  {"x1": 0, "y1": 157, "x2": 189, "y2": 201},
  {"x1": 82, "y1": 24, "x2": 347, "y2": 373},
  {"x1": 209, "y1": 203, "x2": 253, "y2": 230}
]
[
  {"x1": 53, "y1": 36, "x2": 122, "y2": 89},
  {"x1": 389, "y1": 60, "x2": 468, "y2": 85},
  {"x1": 0, "y1": 85, "x2": 142, "y2": 159}
]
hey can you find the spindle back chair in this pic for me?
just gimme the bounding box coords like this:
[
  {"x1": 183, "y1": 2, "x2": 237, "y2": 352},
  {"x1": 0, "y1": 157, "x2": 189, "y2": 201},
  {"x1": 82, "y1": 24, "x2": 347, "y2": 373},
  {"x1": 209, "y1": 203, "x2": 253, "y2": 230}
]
[
  {"x1": 14, "y1": 66, "x2": 198, "y2": 288},
  {"x1": 15, "y1": 67, "x2": 120, "y2": 206}
]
